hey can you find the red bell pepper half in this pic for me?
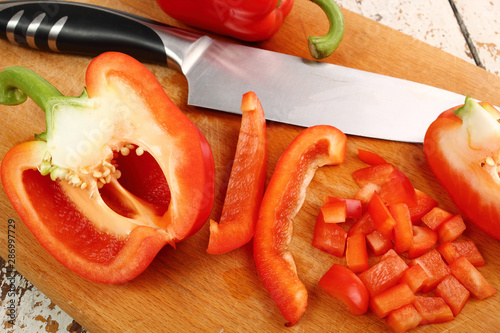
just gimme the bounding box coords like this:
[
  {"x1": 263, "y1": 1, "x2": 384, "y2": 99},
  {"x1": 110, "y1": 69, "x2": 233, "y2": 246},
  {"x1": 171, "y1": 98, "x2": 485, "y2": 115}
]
[
  {"x1": 424, "y1": 96, "x2": 500, "y2": 240},
  {"x1": 156, "y1": 0, "x2": 345, "y2": 59},
  {"x1": 0, "y1": 52, "x2": 215, "y2": 283},
  {"x1": 253, "y1": 125, "x2": 346, "y2": 326}
]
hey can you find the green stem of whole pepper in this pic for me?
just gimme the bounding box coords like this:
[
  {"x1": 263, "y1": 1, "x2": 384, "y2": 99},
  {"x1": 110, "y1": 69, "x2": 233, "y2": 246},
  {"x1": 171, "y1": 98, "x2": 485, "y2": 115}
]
[{"x1": 308, "y1": 0, "x2": 345, "y2": 59}]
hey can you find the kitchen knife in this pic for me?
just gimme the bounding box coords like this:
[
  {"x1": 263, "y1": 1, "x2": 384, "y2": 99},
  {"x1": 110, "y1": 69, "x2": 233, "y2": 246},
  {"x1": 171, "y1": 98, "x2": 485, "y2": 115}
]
[{"x1": 0, "y1": 0, "x2": 469, "y2": 143}]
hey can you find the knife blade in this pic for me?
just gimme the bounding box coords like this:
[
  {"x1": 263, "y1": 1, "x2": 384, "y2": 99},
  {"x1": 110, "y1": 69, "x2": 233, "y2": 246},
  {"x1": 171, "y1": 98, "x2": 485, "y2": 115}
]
[{"x1": 0, "y1": 0, "x2": 469, "y2": 143}]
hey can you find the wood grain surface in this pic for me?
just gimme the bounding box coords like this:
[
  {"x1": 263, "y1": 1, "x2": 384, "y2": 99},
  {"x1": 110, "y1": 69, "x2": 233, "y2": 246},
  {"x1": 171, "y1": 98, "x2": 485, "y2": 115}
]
[{"x1": 1, "y1": 0, "x2": 500, "y2": 332}]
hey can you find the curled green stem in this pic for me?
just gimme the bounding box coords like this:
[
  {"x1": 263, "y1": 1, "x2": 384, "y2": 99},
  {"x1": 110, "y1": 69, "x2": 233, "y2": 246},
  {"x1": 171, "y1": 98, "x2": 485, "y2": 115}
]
[
  {"x1": 0, "y1": 66, "x2": 63, "y2": 110},
  {"x1": 308, "y1": 0, "x2": 345, "y2": 59}
]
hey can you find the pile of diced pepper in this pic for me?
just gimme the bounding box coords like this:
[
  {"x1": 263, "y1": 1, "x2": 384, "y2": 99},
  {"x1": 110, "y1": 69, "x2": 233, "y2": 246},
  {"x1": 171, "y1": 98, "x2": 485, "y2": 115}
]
[{"x1": 314, "y1": 149, "x2": 496, "y2": 333}]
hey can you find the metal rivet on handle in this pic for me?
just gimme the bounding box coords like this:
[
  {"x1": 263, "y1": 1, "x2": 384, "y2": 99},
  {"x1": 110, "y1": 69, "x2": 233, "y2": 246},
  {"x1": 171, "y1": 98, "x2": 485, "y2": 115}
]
[
  {"x1": 26, "y1": 13, "x2": 46, "y2": 49},
  {"x1": 6, "y1": 10, "x2": 24, "y2": 45},
  {"x1": 48, "y1": 16, "x2": 68, "y2": 52}
]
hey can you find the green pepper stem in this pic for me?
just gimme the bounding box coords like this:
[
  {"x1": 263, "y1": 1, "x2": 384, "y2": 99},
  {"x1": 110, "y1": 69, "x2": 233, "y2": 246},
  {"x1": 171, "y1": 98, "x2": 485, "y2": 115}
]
[
  {"x1": 0, "y1": 66, "x2": 64, "y2": 111},
  {"x1": 308, "y1": 0, "x2": 345, "y2": 59}
]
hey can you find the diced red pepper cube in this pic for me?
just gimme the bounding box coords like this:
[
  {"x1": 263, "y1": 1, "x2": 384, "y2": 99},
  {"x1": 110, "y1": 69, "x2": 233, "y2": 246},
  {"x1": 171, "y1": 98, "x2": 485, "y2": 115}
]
[
  {"x1": 346, "y1": 233, "x2": 369, "y2": 273},
  {"x1": 435, "y1": 275, "x2": 470, "y2": 316},
  {"x1": 353, "y1": 183, "x2": 381, "y2": 209},
  {"x1": 386, "y1": 304, "x2": 422, "y2": 333},
  {"x1": 366, "y1": 230, "x2": 393, "y2": 256},
  {"x1": 400, "y1": 263, "x2": 429, "y2": 293},
  {"x1": 421, "y1": 207, "x2": 453, "y2": 230},
  {"x1": 437, "y1": 214, "x2": 466, "y2": 243},
  {"x1": 437, "y1": 241, "x2": 485, "y2": 267},
  {"x1": 408, "y1": 189, "x2": 438, "y2": 224},
  {"x1": 323, "y1": 197, "x2": 363, "y2": 219},
  {"x1": 449, "y1": 256, "x2": 497, "y2": 300},
  {"x1": 407, "y1": 225, "x2": 437, "y2": 259},
  {"x1": 312, "y1": 212, "x2": 347, "y2": 257},
  {"x1": 321, "y1": 200, "x2": 347, "y2": 223},
  {"x1": 369, "y1": 191, "x2": 396, "y2": 239},
  {"x1": 357, "y1": 149, "x2": 387, "y2": 165},
  {"x1": 380, "y1": 249, "x2": 399, "y2": 261},
  {"x1": 359, "y1": 253, "x2": 408, "y2": 297},
  {"x1": 352, "y1": 163, "x2": 396, "y2": 187},
  {"x1": 410, "y1": 249, "x2": 450, "y2": 292},
  {"x1": 348, "y1": 213, "x2": 376, "y2": 237},
  {"x1": 370, "y1": 283, "x2": 415, "y2": 318},
  {"x1": 389, "y1": 203, "x2": 413, "y2": 254},
  {"x1": 413, "y1": 296, "x2": 454, "y2": 325},
  {"x1": 379, "y1": 169, "x2": 417, "y2": 207}
]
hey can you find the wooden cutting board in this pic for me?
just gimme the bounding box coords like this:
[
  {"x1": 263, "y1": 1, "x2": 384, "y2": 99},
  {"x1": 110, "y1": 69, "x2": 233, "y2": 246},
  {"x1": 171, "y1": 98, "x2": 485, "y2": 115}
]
[{"x1": 1, "y1": 0, "x2": 500, "y2": 332}]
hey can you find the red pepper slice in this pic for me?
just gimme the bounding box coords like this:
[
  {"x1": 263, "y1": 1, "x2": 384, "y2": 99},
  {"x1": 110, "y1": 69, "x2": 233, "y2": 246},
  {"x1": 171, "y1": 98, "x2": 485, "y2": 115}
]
[
  {"x1": 318, "y1": 264, "x2": 369, "y2": 316},
  {"x1": 253, "y1": 125, "x2": 346, "y2": 326},
  {"x1": 357, "y1": 149, "x2": 388, "y2": 165},
  {"x1": 207, "y1": 92, "x2": 267, "y2": 254},
  {"x1": 0, "y1": 53, "x2": 215, "y2": 283},
  {"x1": 424, "y1": 97, "x2": 500, "y2": 240}
]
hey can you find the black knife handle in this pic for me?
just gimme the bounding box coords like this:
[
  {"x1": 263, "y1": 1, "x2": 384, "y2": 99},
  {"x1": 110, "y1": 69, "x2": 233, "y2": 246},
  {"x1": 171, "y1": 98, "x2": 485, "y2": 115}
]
[{"x1": 0, "y1": 0, "x2": 203, "y2": 69}]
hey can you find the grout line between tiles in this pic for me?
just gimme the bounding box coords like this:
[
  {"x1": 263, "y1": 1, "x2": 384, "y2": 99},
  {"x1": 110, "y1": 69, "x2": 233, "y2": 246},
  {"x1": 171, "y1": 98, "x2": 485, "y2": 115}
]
[{"x1": 448, "y1": 0, "x2": 485, "y2": 69}]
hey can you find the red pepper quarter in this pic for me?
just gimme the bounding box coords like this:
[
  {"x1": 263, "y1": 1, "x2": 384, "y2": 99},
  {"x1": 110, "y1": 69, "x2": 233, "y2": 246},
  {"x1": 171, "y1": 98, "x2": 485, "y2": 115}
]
[
  {"x1": 424, "y1": 96, "x2": 500, "y2": 240},
  {"x1": 0, "y1": 52, "x2": 215, "y2": 283},
  {"x1": 207, "y1": 91, "x2": 267, "y2": 254},
  {"x1": 253, "y1": 125, "x2": 346, "y2": 326}
]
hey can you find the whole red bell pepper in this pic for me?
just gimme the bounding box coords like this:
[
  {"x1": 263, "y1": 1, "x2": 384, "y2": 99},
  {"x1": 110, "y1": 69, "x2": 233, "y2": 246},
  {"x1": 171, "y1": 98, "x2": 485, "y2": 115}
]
[
  {"x1": 253, "y1": 125, "x2": 346, "y2": 326},
  {"x1": 0, "y1": 52, "x2": 215, "y2": 284},
  {"x1": 156, "y1": 0, "x2": 345, "y2": 59},
  {"x1": 424, "y1": 96, "x2": 500, "y2": 240}
]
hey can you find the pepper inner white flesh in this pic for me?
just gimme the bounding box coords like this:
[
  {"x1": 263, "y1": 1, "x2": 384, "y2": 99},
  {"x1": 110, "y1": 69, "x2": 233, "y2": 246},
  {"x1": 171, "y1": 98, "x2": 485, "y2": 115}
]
[
  {"x1": 456, "y1": 98, "x2": 500, "y2": 182},
  {"x1": 38, "y1": 82, "x2": 171, "y2": 237}
]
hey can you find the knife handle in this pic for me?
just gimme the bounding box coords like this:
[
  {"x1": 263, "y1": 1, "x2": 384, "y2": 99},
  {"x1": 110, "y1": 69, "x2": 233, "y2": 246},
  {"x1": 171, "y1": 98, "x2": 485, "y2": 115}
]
[{"x1": 0, "y1": 0, "x2": 203, "y2": 70}]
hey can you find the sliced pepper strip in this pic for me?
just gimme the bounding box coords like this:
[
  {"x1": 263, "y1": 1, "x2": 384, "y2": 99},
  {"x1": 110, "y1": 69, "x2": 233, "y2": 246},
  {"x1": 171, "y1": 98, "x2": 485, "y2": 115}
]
[
  {"x1": 0, "y1": 52, "x2": 215, "y2": 283},
  {"x1": 253, "y1": 125, "x2": 346, "y2": 326},
  {"x1": 207, "y1": 91, "x2": 267, "y2": 254}
]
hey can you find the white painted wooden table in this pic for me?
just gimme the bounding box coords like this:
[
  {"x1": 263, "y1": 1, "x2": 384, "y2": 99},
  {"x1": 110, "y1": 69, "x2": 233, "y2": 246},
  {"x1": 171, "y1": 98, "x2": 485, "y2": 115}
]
[{"x1": 1, "y1": 0, "x2": 499, "y2": 332}]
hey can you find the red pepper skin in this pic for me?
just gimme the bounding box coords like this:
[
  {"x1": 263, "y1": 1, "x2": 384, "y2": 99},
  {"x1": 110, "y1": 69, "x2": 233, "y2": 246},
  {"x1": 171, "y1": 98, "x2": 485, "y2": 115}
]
[
  {"x1": 156, "y1": 0, "x2": 294, "y2": 42},
  {"x1": 207, "y1": 91, "x2": 267, "y2": 254},
  {"x1": 424, "y1": 102, "x2": 500, "y2": 240},
  {"x1": 0, "y1": 53, "x2": 215, "y2": 283},
  {"x1": 253, "y1": 125, "x2": 346, "y2": 326}
]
